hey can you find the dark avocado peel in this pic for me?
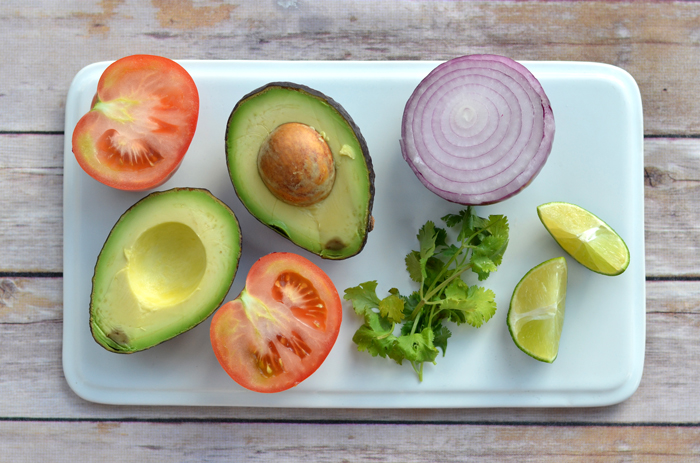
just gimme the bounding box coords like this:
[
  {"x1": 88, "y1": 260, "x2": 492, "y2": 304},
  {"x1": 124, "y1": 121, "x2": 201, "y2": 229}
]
[
  {"x1": 89, "y1": 188, "x2": 242, "y2": 353},
  {"x1": 225, "y1": 82, "x2": 375, "y2": 260}
]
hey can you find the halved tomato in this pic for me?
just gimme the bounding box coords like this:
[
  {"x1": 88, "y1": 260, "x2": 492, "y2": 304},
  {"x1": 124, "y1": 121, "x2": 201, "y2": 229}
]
[
  {"x1": 210, "y1": 252, "x2": 342, "y2": 393},
  {"x1": 72, "y1": 55, "x2": 199, "y2": 191}
]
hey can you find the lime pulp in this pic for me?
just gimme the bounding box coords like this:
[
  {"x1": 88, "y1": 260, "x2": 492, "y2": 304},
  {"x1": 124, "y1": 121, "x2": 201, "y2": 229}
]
[{"x1": 507, "y1": 257, "x2": 568, "y2": 363}]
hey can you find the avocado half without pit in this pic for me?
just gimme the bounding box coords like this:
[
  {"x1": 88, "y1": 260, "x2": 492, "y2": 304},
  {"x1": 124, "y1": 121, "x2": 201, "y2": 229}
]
[
  {"x1": 89, "y1": 188, "x2": 242, "y2": 353},
  {"x1": 225, "y1": 82, "x2": 375, "y2": 260}
]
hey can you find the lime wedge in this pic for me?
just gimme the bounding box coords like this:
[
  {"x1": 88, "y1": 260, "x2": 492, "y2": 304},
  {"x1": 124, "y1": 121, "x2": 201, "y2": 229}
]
[
  {"x1": 507, "y1": 257, "x2": 567, "y2": 363},
  {"x1": 537, "y1": 202, "x2": 630, "y2": 276}
]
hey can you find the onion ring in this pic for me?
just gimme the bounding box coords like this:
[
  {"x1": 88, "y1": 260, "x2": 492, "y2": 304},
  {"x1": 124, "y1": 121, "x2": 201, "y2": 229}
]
[{"x1": 401, "y1": 55, "x2": 555, "y2": 205}]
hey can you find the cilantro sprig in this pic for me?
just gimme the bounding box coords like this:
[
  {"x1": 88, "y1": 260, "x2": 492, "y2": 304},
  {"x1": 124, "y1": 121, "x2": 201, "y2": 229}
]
[{"x1": 344, "y1": 207, "x2": 509, "y2": 382}]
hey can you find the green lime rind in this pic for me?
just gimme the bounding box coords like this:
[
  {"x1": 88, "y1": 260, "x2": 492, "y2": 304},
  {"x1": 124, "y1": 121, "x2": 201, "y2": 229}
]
[
  {"x1": 507, "y1": 256, "x2": 568, "y2": 363},
  {"x1": 537, "y1": 201, "x2": 630, "y2": 276}
]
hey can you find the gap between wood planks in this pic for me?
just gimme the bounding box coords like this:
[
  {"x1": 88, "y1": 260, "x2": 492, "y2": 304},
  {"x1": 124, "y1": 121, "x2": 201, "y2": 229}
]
[{"x1": 0, "y1": 416, "x2": 699, "y2": 426}]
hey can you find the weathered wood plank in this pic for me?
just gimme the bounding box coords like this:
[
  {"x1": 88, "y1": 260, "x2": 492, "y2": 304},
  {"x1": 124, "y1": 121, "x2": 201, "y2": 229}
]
[
  {"x1": 1, "y1": 420, "x2": 699, "y2": 462},
  {"x1": 1, "y1": 134, "x2": 694, "y2": 276},
  {"x1": 0, "y1": 277, "x2": 61, "y2": 324},
  {"x1": 0, "y1": 1, "x2": 699, "y2": 134},
  {"x1": 0, "y1": 134, "x2": 63, "y2": 273},
  {"x1": 646, "y1": 279, "x2": 700, "y2": 315},
  {"x1": 644, "y1": 138, "x2": 700, "y2": 277},
  {"x1": 0, "y1": 277, "x2": 696, "y2": 423}
]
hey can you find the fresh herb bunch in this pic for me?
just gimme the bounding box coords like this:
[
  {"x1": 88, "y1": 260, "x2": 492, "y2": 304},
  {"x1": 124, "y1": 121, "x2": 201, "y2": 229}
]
[{"x1": 343, "y1": 207, "x2": 509, "y2": 382}]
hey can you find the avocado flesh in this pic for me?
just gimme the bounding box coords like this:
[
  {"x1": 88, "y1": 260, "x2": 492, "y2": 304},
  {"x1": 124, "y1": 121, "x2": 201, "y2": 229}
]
[
  {"x1": 226, "y1": 83, "x2": 374, "y2": 259},
  {"x1": 90, "y1": 188, "x2": 242, "y2": 353}
]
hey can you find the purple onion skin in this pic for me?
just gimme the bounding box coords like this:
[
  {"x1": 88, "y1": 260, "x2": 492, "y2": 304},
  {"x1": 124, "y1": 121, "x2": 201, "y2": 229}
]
[{"x1": 400, "y1": 55, "x2": 555, "y2": 206}]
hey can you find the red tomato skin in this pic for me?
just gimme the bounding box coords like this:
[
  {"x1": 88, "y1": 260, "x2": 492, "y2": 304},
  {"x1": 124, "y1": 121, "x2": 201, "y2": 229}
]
[
  {"x1": 72, "y1": 55, "x2": 199, "y2": 191},
  {"x1": 210, "y1": 252, "x2": 342, "y2": 393}
]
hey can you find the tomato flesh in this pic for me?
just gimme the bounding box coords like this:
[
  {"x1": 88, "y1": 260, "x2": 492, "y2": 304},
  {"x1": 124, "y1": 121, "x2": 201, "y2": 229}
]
[
  {"x1": 210, "y1": 253, "x2": 342, "y2": 393},
  {"x1": 272, "y1": 271, "x2": 328, "y2": 331},
  {"x1": 72, "y1": 55, "x2": 199, "y2": 191}
]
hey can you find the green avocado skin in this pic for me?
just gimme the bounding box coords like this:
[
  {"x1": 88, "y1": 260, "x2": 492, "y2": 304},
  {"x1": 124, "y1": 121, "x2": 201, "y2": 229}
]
[
  {"x1": 225, "y1": 82, "x2": 375, "y2": 260},
  {"x1": 89, "y1": 188, "x2": 242, "y2": 354}
]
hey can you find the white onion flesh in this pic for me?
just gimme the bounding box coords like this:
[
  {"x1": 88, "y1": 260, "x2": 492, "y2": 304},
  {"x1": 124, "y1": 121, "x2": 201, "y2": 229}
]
[{"x1": 401, "y1": 55, "x2": 555, "y2": 205}]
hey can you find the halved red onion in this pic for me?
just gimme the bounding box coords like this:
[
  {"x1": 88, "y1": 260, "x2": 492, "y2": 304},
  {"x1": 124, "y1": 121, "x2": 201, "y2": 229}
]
[{"x1": 400, "y1": 55, "x2": 555, "y2": 205}]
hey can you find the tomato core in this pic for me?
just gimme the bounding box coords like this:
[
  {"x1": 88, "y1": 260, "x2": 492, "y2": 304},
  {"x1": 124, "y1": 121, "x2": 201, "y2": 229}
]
[{"x1": 96, "y1": 129, "x2": 164, "y2": 171}]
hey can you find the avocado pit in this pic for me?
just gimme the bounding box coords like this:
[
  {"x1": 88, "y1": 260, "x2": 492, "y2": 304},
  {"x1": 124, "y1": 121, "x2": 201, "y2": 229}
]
[{"x1": 257, "y1": 122, "x2": 336, "y2": 207}]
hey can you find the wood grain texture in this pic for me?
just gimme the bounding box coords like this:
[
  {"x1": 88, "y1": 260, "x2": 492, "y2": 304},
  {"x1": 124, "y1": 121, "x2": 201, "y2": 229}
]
[
  {"x1": 1, "y1": 420, "x2": 699, "y2": 462},
  {"x1": 645, "y1": 137, "x2": 700, "y2": 277},
  {"x1": 0, "y1": 1, "x2": 698, "y2": 134},
  {"x1": 0, "y1": 134, "x2": 63, "y2": 273}
]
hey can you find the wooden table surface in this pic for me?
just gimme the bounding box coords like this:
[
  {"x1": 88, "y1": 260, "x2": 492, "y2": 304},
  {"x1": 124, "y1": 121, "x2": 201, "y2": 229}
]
[{"x1": 2, "y1": 1, "x2": 699, "y2": 461}]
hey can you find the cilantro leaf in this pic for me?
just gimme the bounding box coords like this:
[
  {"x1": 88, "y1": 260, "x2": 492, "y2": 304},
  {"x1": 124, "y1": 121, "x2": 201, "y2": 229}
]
[
  {"x1": 424, "y1": 256, "x2": 445, "y2": 289},
  {"x1": 437, "y1": 244, "x2": 461, "y2": 261},
  {"x1": 352, "y1": 319, "x2": 397, "y2": 359},
  {"x1": 444, "y1": 277, "x2": 470, "y2": 299},
  {"x1": 417, "y1": 221, "x2": 438, "y2": 260},
  {"x1": 434, "y1": 226, "x2": 448, "y2": 249},
  {"x1": 442, "y1": 207, "x2": 487, "y2": 242},
  {"x1": 379, "y1": 291, "x2": 405, "y2": 323},
  {"x1": 485, "y1": 214, "x2": 509, "y2": 239},
  {"x1": 346, "y1": 207, "x2": 508, "y2": 382},
  {"x1": 343, "y1": 281, "x2": 381, "y2": 317},
  {"x1": 390, "y1": 328, "x2": 438, "y2": 365},
  {"x1": 441, "y1": 211, "x2": 464, "y2": 229},
  {"x1": 441, "y1": 285, "x2": 497, "y2": 328},
  {"x1": 470, "y1": 252, "x2": 499, "y2": 281},
  {"x1": 432, "y1": 324, "x2": 452, "y2": 356},
  {"x1": 405, "y1": 251, "x2": 422, "y2": 283},
  {"x1": 402, "y1": 291, "x2": 421, "y2": 318},
  {"x1": 470, "y1": 215, "x2": 509, "y2": 280}
]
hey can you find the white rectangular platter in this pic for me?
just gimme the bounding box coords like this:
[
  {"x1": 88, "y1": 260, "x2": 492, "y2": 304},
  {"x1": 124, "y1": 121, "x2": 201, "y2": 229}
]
[{"x1": 63, "y1": 60, "x2": 645, "y2": 408}]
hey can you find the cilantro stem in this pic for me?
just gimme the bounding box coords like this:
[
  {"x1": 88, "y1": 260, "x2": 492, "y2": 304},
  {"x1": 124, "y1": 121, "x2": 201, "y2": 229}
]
[
  {"x1": 410, "y1": 311, "x2": 422, "y2": 336},
  {"x1": 408, "y1": 264, "x2": 469, "y2": 320},
  {"x1": 433, "y1": 224, "x2": 485, "y2": 279},
  {"x1": 376, "y1": 322, "x2": 396, "y2": 340},
  {"x1": 429, "y1": 245, "x2": 467, "y2": 293},
  {"x1": 425, "y1": 268, "x2": 467, "y2": 302},
  {"x1": 428, "y1": 304, "x2": 438, "y2": 329},
  {"x1": 407, "y1": 215, "x2": 507, "y2": 322},
  {"x1": 411, "y1": 361, "x2": 423, "y2": 382}
]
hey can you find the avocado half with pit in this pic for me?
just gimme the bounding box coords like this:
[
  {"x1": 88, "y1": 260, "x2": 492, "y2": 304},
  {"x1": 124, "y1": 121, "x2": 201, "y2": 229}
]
[
  {"x1": 89, "y1": 188, "x2": 242, "y2": 353},
  {"x1": 225, "y1": 82, "x2": 375, "y2": 260}
]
